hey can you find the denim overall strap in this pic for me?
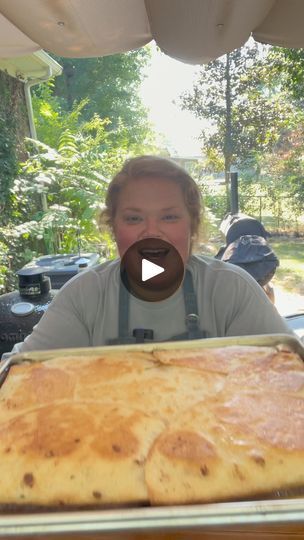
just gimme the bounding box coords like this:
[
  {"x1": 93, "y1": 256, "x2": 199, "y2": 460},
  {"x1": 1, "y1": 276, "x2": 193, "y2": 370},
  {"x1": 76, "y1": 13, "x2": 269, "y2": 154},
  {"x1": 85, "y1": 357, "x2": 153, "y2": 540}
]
[
  {"x1": 182, "y1": 269, "x2": 205, "y2": 340},
  {"x1": 161, "y1": 269, "x2": 207, "y2": 342},
  {"x1": 107, "y1": 268, "x2": 206, "y2": 345},
  {"x1": 118, "y1": 270, "x2": 131, "y2": 340}
]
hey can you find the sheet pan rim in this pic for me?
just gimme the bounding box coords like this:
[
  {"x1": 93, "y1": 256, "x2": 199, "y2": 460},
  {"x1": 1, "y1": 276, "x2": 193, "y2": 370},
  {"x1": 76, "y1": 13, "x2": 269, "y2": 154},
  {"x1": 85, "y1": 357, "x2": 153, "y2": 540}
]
[
  {"x1": 7, "y1": 332, "x2": 304, "y2": 363},
  {"x1": 0, "y1": 498, "x2": 304, "y2": 537}
]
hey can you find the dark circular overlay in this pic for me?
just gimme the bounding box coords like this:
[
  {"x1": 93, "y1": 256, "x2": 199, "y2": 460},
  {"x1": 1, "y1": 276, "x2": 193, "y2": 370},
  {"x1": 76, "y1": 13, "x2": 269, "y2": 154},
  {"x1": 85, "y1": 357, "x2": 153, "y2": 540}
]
[{"x1": 120, "y1": 238, "x2": 185, "y2": 302}]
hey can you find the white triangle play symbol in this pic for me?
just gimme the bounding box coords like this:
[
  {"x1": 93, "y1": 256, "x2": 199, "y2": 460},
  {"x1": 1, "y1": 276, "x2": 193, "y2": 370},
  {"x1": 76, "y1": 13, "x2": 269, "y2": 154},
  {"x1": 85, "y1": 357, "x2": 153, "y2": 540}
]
[{"x1": 142, "y1": 258, "x2": 165, "y2": 282}]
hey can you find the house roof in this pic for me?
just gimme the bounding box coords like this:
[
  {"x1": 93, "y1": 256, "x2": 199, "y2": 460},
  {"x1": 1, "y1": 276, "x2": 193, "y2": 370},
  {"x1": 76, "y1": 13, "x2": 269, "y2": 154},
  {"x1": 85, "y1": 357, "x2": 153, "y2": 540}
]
[{"x1": 0, "y1": 50, "x2": 62, "y2": 81}]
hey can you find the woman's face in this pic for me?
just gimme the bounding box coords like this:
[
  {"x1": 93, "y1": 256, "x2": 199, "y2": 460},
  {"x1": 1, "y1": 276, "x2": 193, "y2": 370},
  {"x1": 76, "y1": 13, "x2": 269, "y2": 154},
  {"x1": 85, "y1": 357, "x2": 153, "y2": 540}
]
[{"x1": 113, "y1": 177, "x2": 192, "y2": 264}]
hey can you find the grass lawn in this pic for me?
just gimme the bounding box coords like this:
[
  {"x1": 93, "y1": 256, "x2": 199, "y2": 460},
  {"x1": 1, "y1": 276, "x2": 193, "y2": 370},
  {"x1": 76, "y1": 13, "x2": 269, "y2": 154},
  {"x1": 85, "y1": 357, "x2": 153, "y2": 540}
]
[{"x1": 269, "y1": 237, "x2": 304, "y2": 295}]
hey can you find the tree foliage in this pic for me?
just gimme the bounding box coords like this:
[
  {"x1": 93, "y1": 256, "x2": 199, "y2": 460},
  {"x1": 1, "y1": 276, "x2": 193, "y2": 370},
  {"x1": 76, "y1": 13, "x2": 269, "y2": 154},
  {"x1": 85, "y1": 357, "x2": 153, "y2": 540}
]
[
  {"x1": 269, "y1": 48, "x2": 304, "y2": 103},
  {"x1": 249, "y1": 47, "x2": 304, "y2": 218},
  {"x1": 45, "y1": 49, "x2": 152, "y2": 146},
  {"x1": 0, "y1": 48, "x2": 160, "y2": 293},
  {"x1": 181, "y1": 42, "x2": 303, "y2": 218},
  {"x1": 8, "y1": 106, "x2": 154, "y2": 260},
  {"x1": 0, "y1": 72, "x2": 28, "y2": 225},
  {"x1": 182, "y1": 44, "x2": 291, "y2": 176}
]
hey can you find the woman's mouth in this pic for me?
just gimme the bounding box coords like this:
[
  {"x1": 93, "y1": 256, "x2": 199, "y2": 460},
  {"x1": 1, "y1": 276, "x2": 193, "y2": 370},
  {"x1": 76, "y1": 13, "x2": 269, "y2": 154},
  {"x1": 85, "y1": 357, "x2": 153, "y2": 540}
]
[{"x1": 139, "y1": 248, "x2": 169, "y2": 261}]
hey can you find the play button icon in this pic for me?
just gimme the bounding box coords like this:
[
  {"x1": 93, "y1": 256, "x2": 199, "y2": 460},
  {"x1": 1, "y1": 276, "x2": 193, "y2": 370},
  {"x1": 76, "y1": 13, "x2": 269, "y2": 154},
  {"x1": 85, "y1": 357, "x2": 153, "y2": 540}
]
[
  {"x1": 120, "y1": 238, "x2": 184, "y2": 302},
  {"x1": 142, "y1": 259, "x2": 164, "y2": 282}
]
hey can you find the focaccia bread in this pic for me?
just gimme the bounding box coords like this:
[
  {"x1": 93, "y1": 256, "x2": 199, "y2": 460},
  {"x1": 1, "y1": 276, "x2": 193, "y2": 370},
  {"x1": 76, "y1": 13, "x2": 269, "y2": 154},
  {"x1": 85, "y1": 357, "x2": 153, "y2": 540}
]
[
  {"x1": 0, "y1": 345, "x2": 303, "y2": 508},
  {"x1": 146, "y1": 389, "x2": 304, "y2": 504}
]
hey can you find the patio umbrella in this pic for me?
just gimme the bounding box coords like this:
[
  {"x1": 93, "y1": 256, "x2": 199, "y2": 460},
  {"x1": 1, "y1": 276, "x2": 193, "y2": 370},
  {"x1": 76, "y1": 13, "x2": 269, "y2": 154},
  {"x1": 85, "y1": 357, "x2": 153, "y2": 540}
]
[{"x1": 0, "y1": 0, "x2": 304, "y2": 63}]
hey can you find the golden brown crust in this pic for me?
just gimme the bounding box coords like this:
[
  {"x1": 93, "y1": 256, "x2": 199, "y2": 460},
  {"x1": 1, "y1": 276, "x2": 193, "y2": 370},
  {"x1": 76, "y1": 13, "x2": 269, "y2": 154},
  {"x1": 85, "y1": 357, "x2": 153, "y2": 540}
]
[
  {"x1": 0, "y1": 345, "x2": 303, "y2": 507},
  {"x1": 145, "y1": 391, "x2": 304, "y2": 504}
]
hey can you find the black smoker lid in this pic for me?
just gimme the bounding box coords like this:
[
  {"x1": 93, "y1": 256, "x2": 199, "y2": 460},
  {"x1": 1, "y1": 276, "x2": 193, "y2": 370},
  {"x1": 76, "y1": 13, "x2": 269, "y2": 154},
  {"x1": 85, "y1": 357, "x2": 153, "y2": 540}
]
[{"x1": 17, "y1": 267, "x2": 51, "y2": 296}]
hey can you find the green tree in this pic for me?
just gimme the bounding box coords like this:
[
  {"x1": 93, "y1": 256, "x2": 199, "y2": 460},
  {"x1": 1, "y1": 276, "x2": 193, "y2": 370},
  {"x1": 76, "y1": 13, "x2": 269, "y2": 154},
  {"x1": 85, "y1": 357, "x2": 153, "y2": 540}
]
[
  {"x1": 268, "y1": 47, "x2": 304, "y2": 102},
  {"x1": 9, "y1": 117, "x2": 126, "y2": 257},
  {"x1": 0, "y1": 110, "x2": 131, "y2": 292},
  {"x1": 47, "y1": 49, "x2": 152, "y2": 146},
  {"x1": 32, "y1": 81, "x2": 87, "y2": 149},
  {"x1": 0, "y1": 72, "x2": 28, "y2": 225},
  {"x1": 4, "y1": 95, "x2": 161, "y2": 279},
  {"x1": 247, "y1": 47, "x2": 304, "y2": 219},
  {"x1": 256, "y1": 121, "x2": 304, "y2": 222},
  {"x1": 181, "y1": 43, "x2": 290, "y2": 207},
  {"x1": 1, "y1": 49, "x2": 160, "y2": 292}
]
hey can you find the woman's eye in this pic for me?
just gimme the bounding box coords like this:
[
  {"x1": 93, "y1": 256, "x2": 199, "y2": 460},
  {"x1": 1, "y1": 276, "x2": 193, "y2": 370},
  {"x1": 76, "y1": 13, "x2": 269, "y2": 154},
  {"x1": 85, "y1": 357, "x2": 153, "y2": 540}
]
[
  {"x1": 124, "y1": 215, "x2": 143, "y2": 223},
  {"x1": 162, "y1": 214, "x2": 180, "y2": 222}
]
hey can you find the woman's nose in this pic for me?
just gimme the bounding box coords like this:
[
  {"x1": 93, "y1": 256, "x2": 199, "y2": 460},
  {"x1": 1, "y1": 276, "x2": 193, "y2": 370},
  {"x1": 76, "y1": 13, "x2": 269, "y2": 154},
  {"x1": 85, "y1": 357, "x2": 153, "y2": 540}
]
[{"x1": 140, "y1": 218, "x2": 162, "y2": 237}]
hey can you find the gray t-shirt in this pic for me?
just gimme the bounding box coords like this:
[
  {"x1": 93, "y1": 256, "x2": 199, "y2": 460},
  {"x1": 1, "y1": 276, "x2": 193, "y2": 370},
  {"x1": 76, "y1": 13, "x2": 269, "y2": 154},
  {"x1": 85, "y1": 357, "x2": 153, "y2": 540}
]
[{"x1": 14, "y1": 254, "x2": 291, "y2": 353}]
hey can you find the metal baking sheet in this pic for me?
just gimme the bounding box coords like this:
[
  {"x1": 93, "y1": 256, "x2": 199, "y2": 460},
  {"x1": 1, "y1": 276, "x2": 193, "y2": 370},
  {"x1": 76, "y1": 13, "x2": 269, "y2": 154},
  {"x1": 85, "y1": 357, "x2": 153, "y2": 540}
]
[
  {"x1": 0, "y1": 499, "x2": 304, "y2": 539},
  {"x1": 7, "y1": 332, "x2": 304, "y2": 364},
  {"x1": 0, "y1": 334, "x2": 303, "y2": 538}
]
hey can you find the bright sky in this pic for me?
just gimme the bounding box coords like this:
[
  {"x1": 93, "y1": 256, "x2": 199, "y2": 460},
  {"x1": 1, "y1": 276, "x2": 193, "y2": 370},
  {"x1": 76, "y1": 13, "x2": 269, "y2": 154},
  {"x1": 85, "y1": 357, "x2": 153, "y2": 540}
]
[{"x1": 140, "y1": 43, "x2": 206, "y2": 157}]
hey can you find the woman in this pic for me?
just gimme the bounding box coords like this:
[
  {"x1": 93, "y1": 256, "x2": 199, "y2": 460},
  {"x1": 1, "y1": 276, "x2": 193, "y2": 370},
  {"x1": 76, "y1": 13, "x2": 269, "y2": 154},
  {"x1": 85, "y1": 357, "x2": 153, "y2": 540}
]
[{"x1": 14, "y1": 155, "x2": 291, "y2": 352}]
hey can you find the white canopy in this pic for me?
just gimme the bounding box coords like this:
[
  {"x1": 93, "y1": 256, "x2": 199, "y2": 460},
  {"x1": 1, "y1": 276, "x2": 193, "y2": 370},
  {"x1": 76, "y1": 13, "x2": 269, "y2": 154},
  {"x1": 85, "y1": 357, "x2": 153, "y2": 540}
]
[
  {"x1": 0, "y1": 0, "x2": 304, "y2": 63},
  {"x1": 0, "y1": 0, "x2": 304, "y2": 64}
]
